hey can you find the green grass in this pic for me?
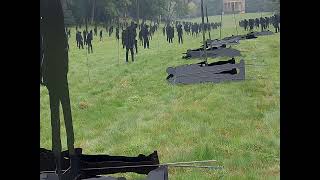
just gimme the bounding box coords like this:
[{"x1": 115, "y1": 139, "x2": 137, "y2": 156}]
[{"x1": 40, "y1": 12, "x2": 279, "y2": 179}]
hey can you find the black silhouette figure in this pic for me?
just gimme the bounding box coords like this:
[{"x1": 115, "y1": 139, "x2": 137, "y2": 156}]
[
  {"x1": 76, "y1": 31, "x2": 84, "y2": 49},
  {"x1": 99, "y1": 30, "x2": 103, "y2": 41},
  {"x1": 40, "y1": 0, "x2": 79, "y2": 179},
  {"x1": 166, "y1": 24, "x2": 174, "y2": 43},
  {"x1": 83, "y1": 30, "x2": 87, "y2": 45},
  {"x1": 132, "y1": 22, "x2": 138, "y2": 53},
  {"x1": 116, "y1": 27, "x2": 120, "y2": 40},
  {"x1": 87, "y1": 30, "x2": 93, "y2": 54},
  {"x1": 124, "y1": 23, "x2": 136, "y2": 63},
  {"x1": 94, "y1": 25, "x2": 98, "y2": 36},
  {"x1": 177, "y1": 24, "x2": 183, "y2": 44},
  {"x1": 122, "y1": 28, "x2": 126, "y2": 49},
  {"x1": 142, "y1": 24, "x2": 150, "y2": 49}
]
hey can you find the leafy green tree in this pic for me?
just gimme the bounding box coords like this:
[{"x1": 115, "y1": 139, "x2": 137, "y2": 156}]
[{"x1": 67, "y1": 0, "x2": 222, "y2": 25}]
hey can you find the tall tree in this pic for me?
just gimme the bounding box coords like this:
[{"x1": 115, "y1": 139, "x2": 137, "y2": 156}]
[
  {"x1": 69, "y1": 0, "x2": 197, "y2": 25},
  {"x1": 90, "y1": 0, "x2": 96, "y2": 24}
]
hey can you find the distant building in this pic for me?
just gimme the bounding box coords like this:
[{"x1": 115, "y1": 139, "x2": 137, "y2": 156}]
[{"x1": 223, "y1": 0, "x2": 245, "y2": 14}]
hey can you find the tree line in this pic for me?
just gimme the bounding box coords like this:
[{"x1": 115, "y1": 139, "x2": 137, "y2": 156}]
[
  {"x1": 64, "y1": 0, "x2": 191, "y2": 25},
  {"x1": 62, "y1": 0, "x2": 280, "y2": 25}
]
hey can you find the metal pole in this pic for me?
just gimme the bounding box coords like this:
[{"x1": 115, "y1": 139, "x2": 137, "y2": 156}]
[
  {"x1": 136, "y1": 0, "x2": 139, "y2": 60},
  {"x1": 232, "y1": 3, "x2": 238, "y2": 36},
  {"x1": 201, "y1": 0, "x2": 208, "y2": 64},
  {"x1": 206, "y1": 5, "x2": 211, "y2": 40},
  {"x1": 118, "y1": 17, "x2": 120, "y2": 65},
  {"x1": 260, "y1": 2, "x2": 263, "y2": 32},
  {"x1": 158, "y1": 0, "x2": 160, "y2": 50},
  {"x1": 220, "y1": 0, "x2": 223, "y2": 39},
  {"x1": 85, "y1": 8, "x2": 91, "y2": 83}
]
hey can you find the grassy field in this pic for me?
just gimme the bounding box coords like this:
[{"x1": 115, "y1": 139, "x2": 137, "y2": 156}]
[{"x1": 40, "y1": 12, "x2": 280, "y2": 179}]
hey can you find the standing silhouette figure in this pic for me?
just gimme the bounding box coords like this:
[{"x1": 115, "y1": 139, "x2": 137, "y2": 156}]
[{"x1": 40, "y1": 0, "x2": 79, "y2": 179}]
